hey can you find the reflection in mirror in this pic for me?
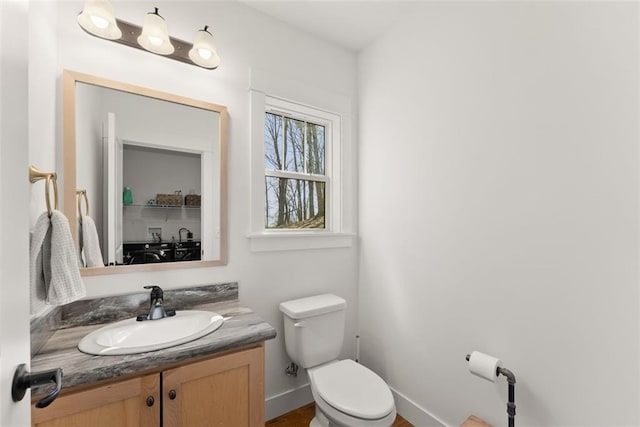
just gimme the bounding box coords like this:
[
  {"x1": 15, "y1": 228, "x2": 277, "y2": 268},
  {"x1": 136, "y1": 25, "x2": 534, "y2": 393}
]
[
  {"x1": 63, "y1": 70, "x2": 227, "y2": 276},
  {"x1": 121, "y1": 145, "x2": 202, "y2": 265}
]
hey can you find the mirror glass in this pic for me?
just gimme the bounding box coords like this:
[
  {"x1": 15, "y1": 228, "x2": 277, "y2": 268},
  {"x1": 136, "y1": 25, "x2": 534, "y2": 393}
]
[{"x1": 64, "y1": 70, "x2": 227, "y2": 275}]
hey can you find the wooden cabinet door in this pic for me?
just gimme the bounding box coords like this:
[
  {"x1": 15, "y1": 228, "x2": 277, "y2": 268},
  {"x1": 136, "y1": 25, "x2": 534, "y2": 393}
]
[
  {"x1": 32, "y1": 373, "x2": 160, "y2": 427},
  {"x1": 163, "y1": 344, "x2": 265, "y2": 427}
]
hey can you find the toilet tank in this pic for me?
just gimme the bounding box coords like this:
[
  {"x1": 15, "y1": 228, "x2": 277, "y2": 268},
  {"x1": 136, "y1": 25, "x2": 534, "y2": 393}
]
[{"x1": 279, "y1": 294, "x2": 347, "y2": 368}]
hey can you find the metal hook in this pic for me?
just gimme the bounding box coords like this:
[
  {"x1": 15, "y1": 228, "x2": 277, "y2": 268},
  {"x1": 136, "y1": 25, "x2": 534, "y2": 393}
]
[
  {"x1": 29, "y1": 165, "x2": 59, "y2": 217},
  {"x1": 76, "y1": 189, "x2": 89, "y2": 218}
]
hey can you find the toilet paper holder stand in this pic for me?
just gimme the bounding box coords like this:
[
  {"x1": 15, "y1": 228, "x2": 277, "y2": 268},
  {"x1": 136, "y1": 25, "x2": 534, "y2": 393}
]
[{"x1": 466, "y1": 354, "x2": 517, "y2": 427}]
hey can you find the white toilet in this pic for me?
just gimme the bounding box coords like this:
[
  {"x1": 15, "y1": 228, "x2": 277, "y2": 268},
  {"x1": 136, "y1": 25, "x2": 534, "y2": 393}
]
[{"x1": 280, "y1": 294, "x2": 396, "y2": 427}]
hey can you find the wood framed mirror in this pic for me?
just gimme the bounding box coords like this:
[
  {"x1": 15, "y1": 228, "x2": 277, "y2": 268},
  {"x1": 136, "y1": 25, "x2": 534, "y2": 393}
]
[{"x1": 63, "y1": 70, "x2": 227, "y2": 276}]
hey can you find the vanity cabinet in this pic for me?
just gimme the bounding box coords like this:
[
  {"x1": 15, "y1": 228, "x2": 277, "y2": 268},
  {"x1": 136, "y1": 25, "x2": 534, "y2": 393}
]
[
  {"x1": 163, "y1": 343, "x2": 265, "y2": 426},
  {"x1": 32, "y1": 344, "x2": 265, "y2": 427}
]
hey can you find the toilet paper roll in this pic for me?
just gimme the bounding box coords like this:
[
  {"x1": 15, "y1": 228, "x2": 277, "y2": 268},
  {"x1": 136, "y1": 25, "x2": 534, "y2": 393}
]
[{"x1": 468, "y1": 351, "x2": 501, "y2": 382}]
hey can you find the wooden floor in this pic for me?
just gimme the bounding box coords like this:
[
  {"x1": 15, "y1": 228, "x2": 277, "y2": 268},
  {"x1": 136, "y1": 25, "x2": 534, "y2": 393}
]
[{"x1": 266, "y1": 403, "x2": 413, "y2": 427}]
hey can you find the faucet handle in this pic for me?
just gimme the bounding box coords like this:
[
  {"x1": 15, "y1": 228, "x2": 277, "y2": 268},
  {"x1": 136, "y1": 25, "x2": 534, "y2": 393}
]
[{"x1": 143, "y1": 285, "x2": 164, "y2": 300}]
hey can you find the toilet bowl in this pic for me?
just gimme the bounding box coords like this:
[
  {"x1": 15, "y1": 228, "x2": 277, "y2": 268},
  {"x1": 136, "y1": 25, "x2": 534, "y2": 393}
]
[{"x1": 280, "y1": 294, "x2": 396, "y2": 427}]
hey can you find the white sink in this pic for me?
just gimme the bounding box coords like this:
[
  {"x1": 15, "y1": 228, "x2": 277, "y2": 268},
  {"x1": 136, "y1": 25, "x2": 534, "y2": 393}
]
[{"x1": 78, "y1": 310, "x2": 225, "y2": 356}]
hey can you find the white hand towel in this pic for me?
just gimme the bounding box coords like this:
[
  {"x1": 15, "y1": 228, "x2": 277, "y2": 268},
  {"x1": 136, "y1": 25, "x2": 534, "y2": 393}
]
[
  {"x1": 30, "y1": 212, "x2": 51, "y2": 305},
  {"x1": 30, "y1": 211, "x2": 86, "y2": 306},
  {"x1": 80, "y1": 216, "x2": 104, "y2": 268}
]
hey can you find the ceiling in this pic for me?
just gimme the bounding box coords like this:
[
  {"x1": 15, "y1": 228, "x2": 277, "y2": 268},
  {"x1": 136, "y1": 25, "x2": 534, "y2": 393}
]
[{"x1": 240, "y1": 1, "x2": 418, "y2": 51}]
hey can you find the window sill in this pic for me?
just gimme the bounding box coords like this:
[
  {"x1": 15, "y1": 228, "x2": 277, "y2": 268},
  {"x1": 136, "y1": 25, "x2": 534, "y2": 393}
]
[{"x1": 247, "y1": 232, "x2": 355, "y2": 252}]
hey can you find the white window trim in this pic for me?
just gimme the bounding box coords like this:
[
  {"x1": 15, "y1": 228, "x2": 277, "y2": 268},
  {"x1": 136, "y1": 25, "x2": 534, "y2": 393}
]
[{"x1": 248, "y1": 72, "x2": 354, "y2": 252}]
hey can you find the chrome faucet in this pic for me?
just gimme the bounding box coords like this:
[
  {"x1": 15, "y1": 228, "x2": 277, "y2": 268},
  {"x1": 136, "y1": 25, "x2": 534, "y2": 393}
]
[{"x1": 137, "y1": 285, "x2": 176, "y2": 321}]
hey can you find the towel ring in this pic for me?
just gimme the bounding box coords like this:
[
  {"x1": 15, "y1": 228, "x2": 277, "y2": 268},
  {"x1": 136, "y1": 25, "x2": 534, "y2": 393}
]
[
  {"x1": 29, "y1": 166, "x2": 58, "y2": 217},
  {"x1": 76, "y1": 189, "x2": 89, "y2": 218}
]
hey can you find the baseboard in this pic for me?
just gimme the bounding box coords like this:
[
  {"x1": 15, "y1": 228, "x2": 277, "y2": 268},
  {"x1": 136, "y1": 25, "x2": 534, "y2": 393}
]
[
  {"x1": 265, "y1": 383, "x2": 313, "y2": 421},
  {"x1": 390, "y1": 386, "x2": 447, "y2": 427}
]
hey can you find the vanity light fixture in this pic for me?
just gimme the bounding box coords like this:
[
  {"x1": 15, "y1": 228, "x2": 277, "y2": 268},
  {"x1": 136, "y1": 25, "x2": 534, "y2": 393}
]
[
  {"x1": 77, "y1": 0, "x2": 122, "y2": 40},
  {"x1": 137, "y1": 8, "x2": 174, "y2": 55},
  {"x1": 188, "y1": 26, "x2": 220, "y2": 69},
  {"x1": 77, "y1": 1, "x2": 220, "y2": 69}
]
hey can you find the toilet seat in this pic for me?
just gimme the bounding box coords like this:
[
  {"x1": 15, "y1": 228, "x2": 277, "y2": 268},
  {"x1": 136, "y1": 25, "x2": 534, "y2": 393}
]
[{"x1": 309, "y1": 360, "x2": 395, "y2": 420}]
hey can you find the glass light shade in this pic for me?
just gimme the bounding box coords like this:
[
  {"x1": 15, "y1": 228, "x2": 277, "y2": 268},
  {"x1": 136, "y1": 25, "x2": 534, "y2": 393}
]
[
  {"x1": 137, "y1": 9, "x2": 174, "y2": 55},
  {"x1": 77, "y1": 0, "x2": 122, "y2": 40},
  {"x1": 188, "y1": 27, "x2": 220, "y2": 69}
]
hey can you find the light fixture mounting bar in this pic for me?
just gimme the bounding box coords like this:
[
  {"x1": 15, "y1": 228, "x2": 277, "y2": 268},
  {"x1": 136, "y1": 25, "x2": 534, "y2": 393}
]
[{"x1": 112, "y1": 18, "x2": 205, "y2": 68}]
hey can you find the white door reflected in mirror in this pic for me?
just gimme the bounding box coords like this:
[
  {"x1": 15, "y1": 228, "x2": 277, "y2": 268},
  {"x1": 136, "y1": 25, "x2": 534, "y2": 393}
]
[{"x1": 104, "y1": 111, "x2": 123, "y2": 265}]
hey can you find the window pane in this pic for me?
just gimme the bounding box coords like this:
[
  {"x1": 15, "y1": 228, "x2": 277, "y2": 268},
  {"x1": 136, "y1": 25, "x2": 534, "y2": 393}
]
[
  {"x1": 265, "y1": 177, "x2": 325, "y2": 229},
  {"x1": 307, "y1": 122, "x2": 325, "y2": 175},
  {"x1": 265, "y1": 113, "x2": 326, "y2": 176},
  {"x1": 265, "y1": 113, "x2": 283, "y2": 170},
  {"x1": 284, "y1": 118, "x2": 305, "y2": 173}
]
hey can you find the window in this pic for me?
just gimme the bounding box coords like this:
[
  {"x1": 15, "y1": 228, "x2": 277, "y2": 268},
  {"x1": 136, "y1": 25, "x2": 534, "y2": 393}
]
[
  {"x1": 264, "y1": 110, "x2": 327, "y2": 229},
  {"x1": 249, "y1": 82, "x2": 353, "y2": 251}
]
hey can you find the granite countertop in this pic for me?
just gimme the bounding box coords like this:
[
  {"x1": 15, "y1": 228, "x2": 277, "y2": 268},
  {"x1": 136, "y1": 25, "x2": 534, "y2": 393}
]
[{"x1": 30, "y1": 283, "x2": 276, "y2": 397}]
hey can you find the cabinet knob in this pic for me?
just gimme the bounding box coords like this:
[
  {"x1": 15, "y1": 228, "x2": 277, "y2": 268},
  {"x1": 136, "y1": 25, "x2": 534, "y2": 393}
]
[
  {"x1": 168, "y1": 389, "x2": 177, "y2": 400},
  {"x1": 146, "y1": 396, "x2": 155, "y2": 407}
]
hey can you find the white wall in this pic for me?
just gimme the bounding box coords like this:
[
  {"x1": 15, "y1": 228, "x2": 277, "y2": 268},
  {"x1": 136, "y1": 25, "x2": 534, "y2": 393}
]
[
  {"x1": 28, "y1": 0, "x2": 359, "y2": 418},
  {"x1": 358, "y1": 2, "x2": 639, "y2": 426},
  {"x1": 98, "y1": 85, "x2": 219, "y2": 153}
]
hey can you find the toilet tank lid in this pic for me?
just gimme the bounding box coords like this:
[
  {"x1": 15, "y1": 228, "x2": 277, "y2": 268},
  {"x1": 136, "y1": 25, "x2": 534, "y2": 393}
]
[{"x1": 279, "y1": 294, "x2": 346, "y2": 319}]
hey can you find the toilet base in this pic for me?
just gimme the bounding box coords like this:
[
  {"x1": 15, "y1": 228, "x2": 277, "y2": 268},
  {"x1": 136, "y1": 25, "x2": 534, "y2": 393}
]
[{"x1": 310, "y1": 405, "x2": 332, "y2": 427}]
